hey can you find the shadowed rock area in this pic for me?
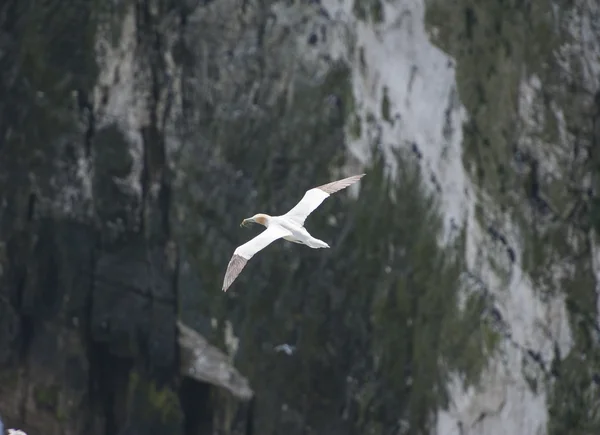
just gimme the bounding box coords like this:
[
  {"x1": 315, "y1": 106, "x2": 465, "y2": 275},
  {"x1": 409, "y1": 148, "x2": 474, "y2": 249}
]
[
  {"x1": 1, "y1": 0, "x2": 600, "y2": 434},
  {"x1": 0, "y1": 0, "x2": 256, "y2": 433}
]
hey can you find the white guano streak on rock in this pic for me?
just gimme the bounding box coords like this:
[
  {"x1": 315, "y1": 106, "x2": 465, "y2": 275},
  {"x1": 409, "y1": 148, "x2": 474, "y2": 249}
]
[
  {"x1": 53, "y1": 141, "x2": 94, "y2": 216},
  {"x1": 324, "y1": 0, "x2": 470, "y2": 240},
  {"x1": 517, "y1": 74, "x2": 565, "y2": 178},
  {"x1": 320, "y1": 0, "x2": 574, "y2": 434},
  {"x1": 94, "y1": 6, "x2": 145, "y2": 199}
]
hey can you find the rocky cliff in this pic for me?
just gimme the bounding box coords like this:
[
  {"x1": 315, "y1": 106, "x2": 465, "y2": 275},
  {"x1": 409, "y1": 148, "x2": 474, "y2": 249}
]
[{"x1": 0, "y1": 0, "x2": 599, "y2": 434}]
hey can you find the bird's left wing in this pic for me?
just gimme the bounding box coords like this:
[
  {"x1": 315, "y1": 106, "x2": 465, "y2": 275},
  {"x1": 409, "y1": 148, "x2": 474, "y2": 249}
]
[
  {"x1": 222, "y1": 225, "x2": 291, "y2": 292},
  {"x1": 283, "y1": 174, "x2": 365, "y2": 225}
]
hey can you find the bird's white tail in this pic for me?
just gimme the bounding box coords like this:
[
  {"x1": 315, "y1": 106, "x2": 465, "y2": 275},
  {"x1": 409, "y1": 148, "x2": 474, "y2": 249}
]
[{"x1": 308, "y1": 238, "x2": 330, "y2": 249}]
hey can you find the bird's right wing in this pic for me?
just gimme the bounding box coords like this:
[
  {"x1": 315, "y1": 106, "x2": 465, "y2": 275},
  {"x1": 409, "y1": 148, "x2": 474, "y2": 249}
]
[
  {"x1": 222, "y1": 225, "x2": 291, "y2": 292},
  {"x1": 283, "y1": 174, "x2": 365, "y2": 225}
]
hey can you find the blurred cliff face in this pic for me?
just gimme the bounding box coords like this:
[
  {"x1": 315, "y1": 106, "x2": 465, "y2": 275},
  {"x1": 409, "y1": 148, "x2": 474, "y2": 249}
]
[
  {"x1": 1, "y1": 0, "x2": 600, "y2": 435},
  {"x1": 0, "y1": 0, "x2": 359, "y2": 433}
]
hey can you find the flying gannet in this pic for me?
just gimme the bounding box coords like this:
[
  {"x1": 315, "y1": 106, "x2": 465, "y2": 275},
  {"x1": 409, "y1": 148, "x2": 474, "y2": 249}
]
[{"x1": 221, "y1": 173, "x2": 365, "y2": 292}]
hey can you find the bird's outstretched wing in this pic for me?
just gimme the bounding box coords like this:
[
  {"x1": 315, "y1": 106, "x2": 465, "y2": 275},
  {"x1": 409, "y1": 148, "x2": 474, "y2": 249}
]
[
  {"x1": 222, "y1": 225, "x2": 291, "y2": 292},
  {"x1": 283, "y1": 173, "x2": 365, "y2": 225}
]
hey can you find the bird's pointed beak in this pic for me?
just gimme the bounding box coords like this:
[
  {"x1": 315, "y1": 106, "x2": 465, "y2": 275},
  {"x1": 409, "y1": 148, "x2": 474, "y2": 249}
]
[{"x1": 240, "y1": 219, "x2": 249, "y2": 228}]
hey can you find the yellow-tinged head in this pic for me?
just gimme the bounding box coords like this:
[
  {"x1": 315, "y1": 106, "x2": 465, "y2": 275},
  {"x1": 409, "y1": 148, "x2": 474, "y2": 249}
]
[{"x1": 240, "y1": 213, "x2": 270, "y2": 228}]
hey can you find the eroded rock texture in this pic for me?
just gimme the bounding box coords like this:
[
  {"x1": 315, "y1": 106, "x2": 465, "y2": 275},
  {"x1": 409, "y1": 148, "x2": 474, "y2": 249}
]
[
  {"x1": 2, "y1": 0, "x2": 600, "y2": 434},
  {"x1": 0, "y1": 0, "x2": 224, "y2": 434}
]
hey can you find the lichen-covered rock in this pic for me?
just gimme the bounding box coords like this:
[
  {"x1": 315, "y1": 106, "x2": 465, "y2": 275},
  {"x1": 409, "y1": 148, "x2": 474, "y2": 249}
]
[
  {"x1": 424, "y1": 0, "x2": 600, "y2": 433},
  {"x1": 2, "y1": 0, "x2": 600, "y2": 435}
]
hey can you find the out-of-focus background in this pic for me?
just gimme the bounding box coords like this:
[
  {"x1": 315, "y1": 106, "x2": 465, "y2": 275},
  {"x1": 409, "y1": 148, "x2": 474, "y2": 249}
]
[{"x1": 0, "y1": 0, "x2": 599, "y2": 434}]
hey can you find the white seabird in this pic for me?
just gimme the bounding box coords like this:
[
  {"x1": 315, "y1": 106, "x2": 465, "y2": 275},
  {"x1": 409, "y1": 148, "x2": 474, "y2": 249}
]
[{"x1": 221, "y1": 173, "x2": 365, "y2": 292}]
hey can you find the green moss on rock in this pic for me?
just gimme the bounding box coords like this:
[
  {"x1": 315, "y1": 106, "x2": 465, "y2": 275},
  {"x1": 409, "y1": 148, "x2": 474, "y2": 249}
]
[
  {"x1": 424, "y1": 0, "x2": 566, "y2": 226},
  {"x1": 426, "y1": 0, "x2": 600, "y2": 430},
  {"x1": 348, "y1": 113, "x2": 363, "y2": 139},
  {"x1": 546, "y1": 256, "x2": 600, "y2": 434},
  {"x1": 548, "y1": 349, "x2": 600, "y2": 435},
  {"x1": 370, "y1": 0, "x2": 384, "y2": 23},
  {"x1": 34, "y1": 384, "x2": 60, "y2": 412},
  {"x1": 353, "y1": 0, "x2": 385, "y2": 23},
  {"x1": 127, "y1": 371, "x2": 183, "y2": 428},
  {"x1": 176, "y1": 51, "x2": 493, "y2": 434}
]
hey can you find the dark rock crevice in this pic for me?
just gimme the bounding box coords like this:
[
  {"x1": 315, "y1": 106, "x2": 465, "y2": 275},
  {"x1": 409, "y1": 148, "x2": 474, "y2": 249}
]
[{"x1": 0, "y1": 212, "x2": 250, "y2": 434}]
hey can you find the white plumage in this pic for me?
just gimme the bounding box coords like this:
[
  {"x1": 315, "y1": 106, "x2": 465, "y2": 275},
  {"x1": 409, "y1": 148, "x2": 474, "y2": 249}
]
[{"x1": 221, "y1": 173, "x2": 365, "y2": 292}]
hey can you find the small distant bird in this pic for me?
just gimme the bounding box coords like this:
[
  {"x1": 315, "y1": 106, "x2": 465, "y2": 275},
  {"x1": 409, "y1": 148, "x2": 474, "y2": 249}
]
[
  {"x1": 274, "y1": 343, "x2": 296, "y2": 355},
  {"x1": 222, "y1": 173, "x2": 365, "y2": 292}
]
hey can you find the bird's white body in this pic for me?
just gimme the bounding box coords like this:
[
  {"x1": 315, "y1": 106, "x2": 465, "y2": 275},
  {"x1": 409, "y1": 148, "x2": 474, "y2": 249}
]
[
  {"x1": 222, "y1": 174, "x2": 365, "y2": 292},
  {"x1": 267, "y1": 216, "x2": 330, "y2": 249}
]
